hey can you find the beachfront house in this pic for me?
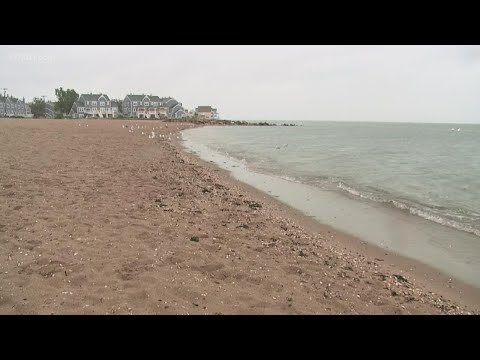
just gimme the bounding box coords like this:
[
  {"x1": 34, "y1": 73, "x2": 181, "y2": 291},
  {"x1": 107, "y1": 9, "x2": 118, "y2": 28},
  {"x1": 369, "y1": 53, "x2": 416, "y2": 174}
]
[
  {"x1": 0, "y1": 96, "x2": 32, "y2": 117},
  {"x1": 68, "y1": 93, "x2": 118, "y2": 118},
  {"x1": 122, "y1": 95, "x2": 187, "y2": 119},
  {"x1": 161, "y1": 97, "x2": 187, "y2": 119},
  {"x1": 122, "y1": 94, "x2": 167, "y2": 118},
  {"x1": 195, "y1": 106, "x2": 219, "y2": 120}
]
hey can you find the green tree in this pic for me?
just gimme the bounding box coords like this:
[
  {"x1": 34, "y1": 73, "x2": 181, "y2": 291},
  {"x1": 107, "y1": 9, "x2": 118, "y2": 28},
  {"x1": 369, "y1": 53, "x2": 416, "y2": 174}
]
[
  {"x1": 112, "y1": 99, "x2": 123, "y2": 113},
  {"x1": 54, "y1": 88, "x2": 78, "y2": 115},
  {"x1": 30, "y1": 98, "x2": 46, "y2": 118}
]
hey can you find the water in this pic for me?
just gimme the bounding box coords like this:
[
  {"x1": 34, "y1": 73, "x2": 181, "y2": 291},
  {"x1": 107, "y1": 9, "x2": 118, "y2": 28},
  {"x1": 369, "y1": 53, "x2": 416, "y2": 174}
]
[{"x1": 181, "y1": 121, "x2": 480, "y2": 287}]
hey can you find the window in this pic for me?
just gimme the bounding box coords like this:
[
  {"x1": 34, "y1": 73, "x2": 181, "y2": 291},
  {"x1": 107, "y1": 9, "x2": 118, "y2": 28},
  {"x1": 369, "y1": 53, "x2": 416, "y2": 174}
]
[
  {"x1": 100, "y1": 101, "x2": 105, "y2": 106},
  {"x1": 133, "y1": 101, "x2": 138, "y2": 106},
  {"x1": 92, "y1": 107, "x2": 97, "y2": 111},
  {"x1": 86, "y1": 101, "x2": 90, "y2": 105},
  {"x1": 107, "y1": 101, "x2": 110, "y2": 106},
  {"x1": 133, "y1": 108, "x2": 136, "y2": 112},
  {"x1": 152, "y1": 102, "x2": 157, "y2": 106},
  {"x1": 144, "y1": 102, "x2": 149, "y2": 106}
]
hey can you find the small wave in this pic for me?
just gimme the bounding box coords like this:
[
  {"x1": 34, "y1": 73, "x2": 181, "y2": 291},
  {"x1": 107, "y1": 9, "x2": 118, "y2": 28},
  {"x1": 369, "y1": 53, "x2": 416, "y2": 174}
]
[
  {"x1": 394, "y1": 202, "x2": 480, "y2": 237},
  {"x1": 336, "y1": 182, "x2": 480, "y2": 237},
  {"x1": 279, "y1": 175, "x2": 299, "y2": 182},
  {"x1": 337, "y1": 182, "x2": 380, "y2": 202}
]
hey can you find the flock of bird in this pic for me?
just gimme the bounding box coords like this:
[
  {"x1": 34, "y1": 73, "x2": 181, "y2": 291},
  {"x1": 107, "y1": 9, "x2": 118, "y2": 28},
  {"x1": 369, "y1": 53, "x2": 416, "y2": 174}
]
[
  {"x1": 121, "y1": 123, "x2": 180, "y2": 141},
  {"x1": 74, "y1": 121, "x2": 187, "y2": 142}
]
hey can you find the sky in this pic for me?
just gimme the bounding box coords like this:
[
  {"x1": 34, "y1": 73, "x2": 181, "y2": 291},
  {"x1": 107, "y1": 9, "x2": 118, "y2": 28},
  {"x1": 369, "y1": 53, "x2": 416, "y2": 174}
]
[{"x1": 1, "y1": 45, "x2": 479, "y2": 123}]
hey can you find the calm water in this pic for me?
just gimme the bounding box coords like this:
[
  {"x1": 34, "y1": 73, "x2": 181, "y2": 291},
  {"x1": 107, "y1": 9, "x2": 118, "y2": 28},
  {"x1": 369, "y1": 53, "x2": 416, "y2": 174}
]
[
  {"x1": 182, "y1": 121, "x2": 480, "y2": 287},
  {"x1": 185, "y1": 122, "x2": 480, "y2": 237}
]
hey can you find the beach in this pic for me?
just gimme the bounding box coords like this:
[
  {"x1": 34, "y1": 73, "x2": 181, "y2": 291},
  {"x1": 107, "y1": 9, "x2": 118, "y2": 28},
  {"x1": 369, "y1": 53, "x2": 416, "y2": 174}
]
[{"x1": 0, "y1": 118, "x2": 478, "y2": 314}]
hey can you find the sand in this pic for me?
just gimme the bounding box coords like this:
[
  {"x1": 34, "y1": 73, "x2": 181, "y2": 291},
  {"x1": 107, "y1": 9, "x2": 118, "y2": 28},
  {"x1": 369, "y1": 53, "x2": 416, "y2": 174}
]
[{"x1": 0, "y1": 118, "x2": 478, "y2": 315}]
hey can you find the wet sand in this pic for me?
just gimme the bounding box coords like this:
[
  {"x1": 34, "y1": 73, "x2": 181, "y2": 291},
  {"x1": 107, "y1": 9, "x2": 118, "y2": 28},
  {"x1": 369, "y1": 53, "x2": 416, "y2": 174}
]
[{"x1": 0, "y1": 118, "x2": 478, "y2": 314}]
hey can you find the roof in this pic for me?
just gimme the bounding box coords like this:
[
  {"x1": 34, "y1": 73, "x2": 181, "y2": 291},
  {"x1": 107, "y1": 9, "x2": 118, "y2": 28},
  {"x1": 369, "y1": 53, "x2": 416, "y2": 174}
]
[
  {"x1": 149, "y1": 96, "x2": 161, "y2": 102},
  {"x1": 45, "y1": 102, "x2": 55, "y2": 110},
  {"x1": 79, "y1": 94, "x2": 110, "y2": 102},
  {"x1": 0, "y1": 97, "x2": 24, "y2": 104},
  {"x1": 125, "y1": 94, "x2": 146, "y2": 102},
  {"x1": 125, "y1": 94, "x2": 162, "y2": 102},
  {"x1": 196, "y1": 106, "x2": 216, "y2": 113},
  {"x1": 162, "y1": 98, "x2": 178, "y2": 108}
]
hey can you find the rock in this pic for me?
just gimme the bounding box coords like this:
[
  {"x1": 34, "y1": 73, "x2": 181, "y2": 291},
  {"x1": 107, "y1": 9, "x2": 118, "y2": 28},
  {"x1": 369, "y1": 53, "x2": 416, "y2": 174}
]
[
  {"x1": 154, "y1": 199, "x2": 167, "y2": 207},
  {"x1": 393, "y1": 274, "x2": 409, "y2": 283},
  {"x1": 244, "y1": 200, "x2": 262, "y2": 209},
  {"x1": 190, "y1": 236, "x2": 200, "y2": 242}
]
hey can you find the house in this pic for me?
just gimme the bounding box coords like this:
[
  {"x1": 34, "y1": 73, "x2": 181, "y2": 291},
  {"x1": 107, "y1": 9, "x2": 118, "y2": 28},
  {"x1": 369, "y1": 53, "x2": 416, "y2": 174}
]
[
  {"x1": 44, "y1": 102, "x2": 56, "y2": 118},
  {"x1": 68, "y1": 93, "x2": 117, "y2": 118},
  {"x1": 195, "y1": 106, "x2": 219, "y2": 120},
  {"x1": 122, "y1": 95, "x2": 187, "y2": 119},
  {"x1": 0, "y1": 96, "x2": 32, "y2": 117},
  {"x1": 161, "y1": 97, "x2": 187, "y2": 119},
  {"x1": 123, "y1": 94, "x2": 166, "y2": 118}
]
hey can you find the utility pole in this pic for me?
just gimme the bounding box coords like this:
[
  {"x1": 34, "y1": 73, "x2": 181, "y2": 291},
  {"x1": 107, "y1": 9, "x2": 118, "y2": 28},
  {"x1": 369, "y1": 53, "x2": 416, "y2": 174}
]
[
  {"x1": 42, "y1": 95, "x2": 46, "y2": 118},
  {"x1": 1, "y1": 88, "x2": 8, "y2": 116}
]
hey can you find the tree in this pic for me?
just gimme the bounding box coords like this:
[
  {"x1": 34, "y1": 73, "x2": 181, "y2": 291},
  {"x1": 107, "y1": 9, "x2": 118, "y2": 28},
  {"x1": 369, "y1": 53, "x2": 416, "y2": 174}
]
[
  {"x1": 54, "y1": 87, "x2": 78, "y2": 115},
  {"x1": 30, "y1": 97, "x2": 46, "y2": 118},
  {"x1": 111, "y1": 99, "x2": 123, "y2": 114}
]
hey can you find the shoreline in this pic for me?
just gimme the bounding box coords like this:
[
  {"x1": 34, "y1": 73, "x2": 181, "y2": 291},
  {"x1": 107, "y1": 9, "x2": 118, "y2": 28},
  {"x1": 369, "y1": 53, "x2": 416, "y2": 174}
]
[
  {"x1": 0, "y1": 118, "x2": 478, "y2": 314},
  {"x1": 177, "y1": 126, "x2": 480, "y2": 310}
]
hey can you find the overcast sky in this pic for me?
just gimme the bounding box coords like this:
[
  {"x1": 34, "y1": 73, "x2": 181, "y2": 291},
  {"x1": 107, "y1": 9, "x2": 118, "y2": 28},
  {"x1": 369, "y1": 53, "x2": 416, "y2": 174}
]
[{"x1": 1, "y1": 45, "x2": 479, "y2": 123}]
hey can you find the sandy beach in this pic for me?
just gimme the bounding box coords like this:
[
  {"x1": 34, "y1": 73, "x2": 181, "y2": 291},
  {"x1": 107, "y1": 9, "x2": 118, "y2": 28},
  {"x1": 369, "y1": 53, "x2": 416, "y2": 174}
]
[{"x1": 0, "y1": 118, "x2": 478, "y2": 314}]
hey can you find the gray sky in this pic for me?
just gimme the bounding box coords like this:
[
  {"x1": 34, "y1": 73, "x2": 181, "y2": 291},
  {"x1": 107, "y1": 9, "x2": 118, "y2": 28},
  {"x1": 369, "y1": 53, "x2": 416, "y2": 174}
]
[{"x1": 1, "y1": 45, "x2": 479, "y2": 123}]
